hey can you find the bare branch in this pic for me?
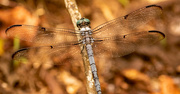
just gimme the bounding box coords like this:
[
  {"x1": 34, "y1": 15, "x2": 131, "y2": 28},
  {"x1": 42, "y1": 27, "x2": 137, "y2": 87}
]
[{"x1": 64, "y1": 0, "x2": 97, "y2": 94}]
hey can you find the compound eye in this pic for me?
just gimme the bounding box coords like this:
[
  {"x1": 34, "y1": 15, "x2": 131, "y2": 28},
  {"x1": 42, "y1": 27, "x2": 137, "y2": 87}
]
[
  {"x1": 77, "y1": 19, "x2": 83, "y2": 26},
  {"x1": 84, "y1": 18, "x2": 90, "y2": 23}
]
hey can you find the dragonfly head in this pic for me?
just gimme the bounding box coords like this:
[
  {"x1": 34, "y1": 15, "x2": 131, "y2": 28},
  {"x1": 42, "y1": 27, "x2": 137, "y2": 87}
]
[{"x1": 77, "y1": 18, "x2": 90, "y2": 28}]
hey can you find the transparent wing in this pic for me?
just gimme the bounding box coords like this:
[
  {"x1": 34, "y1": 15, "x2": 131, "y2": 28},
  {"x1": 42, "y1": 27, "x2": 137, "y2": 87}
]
[
  {"x1": 5, "y1": 25, "x2": 80, "y2": 46},
  {"x1": 92, "y1": 30, "x2": 165, "y2": 57},
  {"x1": 5, "y1": 25, "x2": 82, "y2": 64},
  {"x1": 92, "y1": 5, "x2": 163, "y2": 39},
  {"x1": 12, "y1": 43, "x2": 82, "y2": 65}
]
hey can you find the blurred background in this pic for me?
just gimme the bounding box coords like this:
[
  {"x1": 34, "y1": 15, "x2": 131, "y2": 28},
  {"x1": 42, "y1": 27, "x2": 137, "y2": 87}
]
[{"x1": 0, "y1": 0, "x2": 180, "y2": 94}]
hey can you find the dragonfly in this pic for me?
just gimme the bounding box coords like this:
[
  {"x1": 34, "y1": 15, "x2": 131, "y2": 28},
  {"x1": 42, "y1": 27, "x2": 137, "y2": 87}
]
[{"x1": 6, "y1": 5, "x2": 165, "y2": 94}]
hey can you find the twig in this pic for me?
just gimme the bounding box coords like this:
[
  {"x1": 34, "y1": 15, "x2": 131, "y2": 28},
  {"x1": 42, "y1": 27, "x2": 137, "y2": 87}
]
[{"x1": 64, "y1": 0, "x2": 97, "y2": 94}]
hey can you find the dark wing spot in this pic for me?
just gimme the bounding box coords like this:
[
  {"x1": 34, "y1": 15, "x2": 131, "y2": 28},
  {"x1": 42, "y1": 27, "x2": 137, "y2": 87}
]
[
  {"x1": 146, "y1": 5, "x2": 162, "y2": 10},
  {"x1": 41, "y1": 27, "x2": 46, "y2": 31},
  {"x1": 5, "y1": 25, "x2": 22, "y2": 34},
  {"x1": 50, "y1": 46, "x2": 53, "y2": 49},
  {"x1": 123, "y1": 35, "x2": 127, "y2": 38},
  {"x1": 124, "y1": 15, "x2": 129, "y2": 19}
]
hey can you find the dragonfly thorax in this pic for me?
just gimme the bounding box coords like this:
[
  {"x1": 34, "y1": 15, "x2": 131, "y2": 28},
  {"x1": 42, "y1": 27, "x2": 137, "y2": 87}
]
[{"x1": 80, "y1": 26, "x2": 94, "y2": 45}]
